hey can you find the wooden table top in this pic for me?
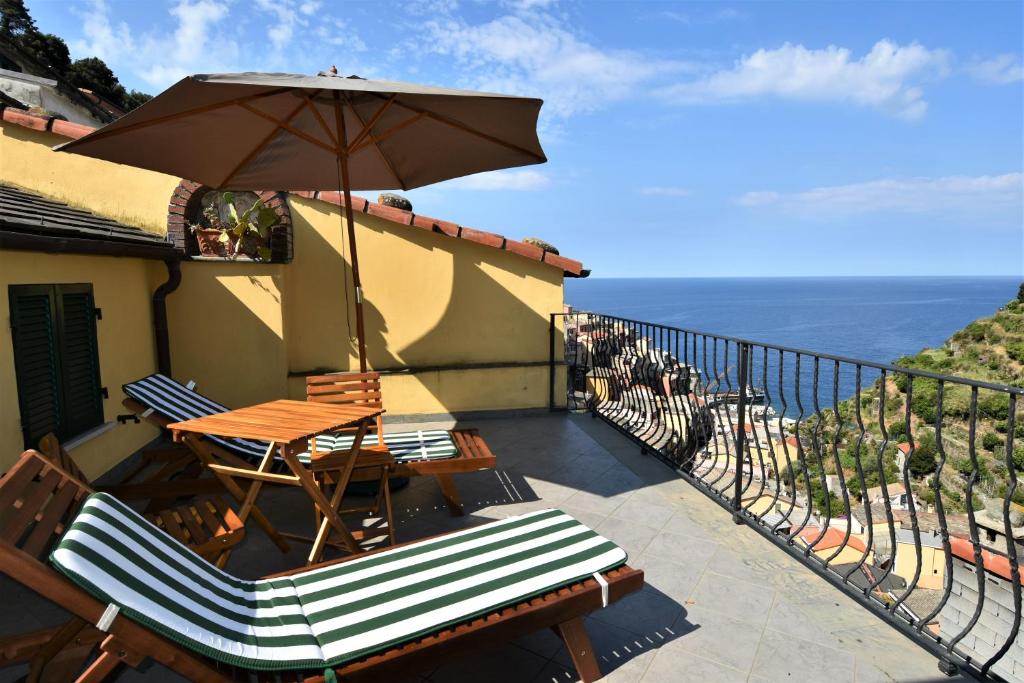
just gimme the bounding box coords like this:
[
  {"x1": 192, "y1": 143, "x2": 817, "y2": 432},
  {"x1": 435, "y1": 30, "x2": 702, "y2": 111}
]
[{"x1": 167, "y1": 400, "x2": 382, "y2": 444}]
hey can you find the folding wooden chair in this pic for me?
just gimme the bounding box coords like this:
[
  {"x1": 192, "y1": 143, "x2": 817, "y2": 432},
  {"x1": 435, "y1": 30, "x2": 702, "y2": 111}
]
[
  {"x1": 306, "y1": 372, "x2": 499, "y2": 515},
  {"x1": 0, "y1": 449, "x2": 644, "y2": 682}
]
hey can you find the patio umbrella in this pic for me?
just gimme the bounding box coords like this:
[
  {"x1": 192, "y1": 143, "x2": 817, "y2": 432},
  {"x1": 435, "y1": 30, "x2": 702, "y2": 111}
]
[{"x1": 55, "y1": 70, "x2": 546, "y2": 371}]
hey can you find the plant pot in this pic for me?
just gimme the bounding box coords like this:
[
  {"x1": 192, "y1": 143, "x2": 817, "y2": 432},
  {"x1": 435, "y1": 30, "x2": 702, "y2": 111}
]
[{"x1": 193, "y1": 229, "x2": 234, "y2": 257}]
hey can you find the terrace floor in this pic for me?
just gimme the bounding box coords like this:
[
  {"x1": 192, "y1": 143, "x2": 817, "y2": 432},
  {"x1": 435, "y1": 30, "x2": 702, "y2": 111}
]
[{"x1": 1, "y1": 414, "x2": 968, "y2": 683}]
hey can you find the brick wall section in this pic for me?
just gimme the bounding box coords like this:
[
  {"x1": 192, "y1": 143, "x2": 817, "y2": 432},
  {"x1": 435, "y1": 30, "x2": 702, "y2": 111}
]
[
  {"x1": 1, "y1": 104, "x2": 586, "y2": 276},
  {"x1": 939, "y1": 556, "x2": 1023, "y2": 681},
  {"x1": 167, "y1": 181, "x2": 293, "y2": 261}
]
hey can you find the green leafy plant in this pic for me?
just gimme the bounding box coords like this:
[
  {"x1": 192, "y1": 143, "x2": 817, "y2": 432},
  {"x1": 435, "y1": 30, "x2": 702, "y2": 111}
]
[{"x1": 189, "y1": 192, "x2": 280, "y2": 261}]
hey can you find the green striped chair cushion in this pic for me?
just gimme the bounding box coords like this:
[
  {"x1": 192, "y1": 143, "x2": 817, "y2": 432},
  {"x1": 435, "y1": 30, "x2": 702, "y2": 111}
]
[
  {"x1": 51, "y1": 493, "x2": 627, "y2": 671},
  {"x1": 298, "y1": 430, "x2": 459, "y2": 465}
]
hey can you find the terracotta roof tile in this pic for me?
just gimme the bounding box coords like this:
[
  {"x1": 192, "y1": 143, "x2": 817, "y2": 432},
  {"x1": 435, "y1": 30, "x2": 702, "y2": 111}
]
[
  {"x1": 505, "y1": 239, "x2": 544, "y2": 261},
  {"x1": 459, "y1": 227, "x2": 505, "y2": 249},
  {"x1": 0, "y1": 104, "x2": 586, "y2": 276},
  {"x1": 950, "y1": 536, "x2": 1024, "y2": 585},
  {"x1": 798, "y1": 526, "x2": 867, "y2": 553}
]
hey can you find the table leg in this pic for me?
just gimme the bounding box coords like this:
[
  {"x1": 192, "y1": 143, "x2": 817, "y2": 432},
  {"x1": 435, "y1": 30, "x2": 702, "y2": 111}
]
[
  {"x1": 283, "y1": 452, "x2": 359, "y2": 563},
  {"x1": 236, "y1": 442, "x2": 276, "y2": 524}
]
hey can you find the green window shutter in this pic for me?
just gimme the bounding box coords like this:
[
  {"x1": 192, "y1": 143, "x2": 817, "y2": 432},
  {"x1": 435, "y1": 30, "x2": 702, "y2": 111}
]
[
  {"x1": 8, "y1": 283, "x2": 104, "y2": 449},
  {"x1": 55, "y1": 285, "x2": 104, "y2": 439},
  {"x1": 9, "y1": 285, "x2": 62, "y2": 448}
]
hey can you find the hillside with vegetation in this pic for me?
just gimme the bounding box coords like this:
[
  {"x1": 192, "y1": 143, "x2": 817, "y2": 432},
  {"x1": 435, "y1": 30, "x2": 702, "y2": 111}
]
[
  {"x1": 1, "y1": 0, "x2": 150, "y2": 112},
  {"x1": 784, "y1": 285, "x2": 1024, "y2": 515}
]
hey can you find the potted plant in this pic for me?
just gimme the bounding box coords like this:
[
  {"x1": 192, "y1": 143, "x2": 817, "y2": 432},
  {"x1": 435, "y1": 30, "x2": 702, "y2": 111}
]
[{"x1": 189, "y1": 192, "x2": 280, "y2": 261}]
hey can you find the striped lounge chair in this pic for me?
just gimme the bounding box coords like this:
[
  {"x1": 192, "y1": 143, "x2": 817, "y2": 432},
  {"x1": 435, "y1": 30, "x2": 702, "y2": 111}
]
[
  {"x1": 306, "y1": 372, "x2": 499, "y2": 515},
  {"x1": 0, "y1": 449, "x2": 644, "y2": 682}
]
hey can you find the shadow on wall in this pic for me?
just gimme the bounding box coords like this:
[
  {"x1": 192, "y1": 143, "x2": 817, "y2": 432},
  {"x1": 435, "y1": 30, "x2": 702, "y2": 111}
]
[
  {"x1": 167, "y1": 264, "x2": 290, "y2": 408},
  {"x1": 284, "y1": 205, "x2": 562, "y2": 411}
]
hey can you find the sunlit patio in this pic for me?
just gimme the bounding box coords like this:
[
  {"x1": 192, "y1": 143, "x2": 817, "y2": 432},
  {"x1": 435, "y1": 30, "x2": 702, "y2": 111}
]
[{"x1": 0, "y1": 413, "x2": 964, "y2": 683}]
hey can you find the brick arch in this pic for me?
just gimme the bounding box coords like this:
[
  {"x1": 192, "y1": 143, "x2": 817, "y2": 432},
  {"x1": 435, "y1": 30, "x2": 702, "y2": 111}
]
[{"x1": 166, "y1": 180, "x2": 293, "y2": 262}]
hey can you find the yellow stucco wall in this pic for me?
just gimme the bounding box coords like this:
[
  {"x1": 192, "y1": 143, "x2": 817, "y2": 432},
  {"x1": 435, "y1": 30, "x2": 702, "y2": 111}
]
[
  {"x1": 895, "y1": 542, "x2": 945, "y2": 590},
  {"x1": 0, "y1": 250, "x2": 162, "y2": 476},
  {"x1": 176, "y1": 197, "x2": 566, "y2": 413},
  {"x1": 0, "y1": 124, "x2": 180, "y2": 233},
  {"x1": 1, "y1": 118, "x2": 568, "y2": 474}
]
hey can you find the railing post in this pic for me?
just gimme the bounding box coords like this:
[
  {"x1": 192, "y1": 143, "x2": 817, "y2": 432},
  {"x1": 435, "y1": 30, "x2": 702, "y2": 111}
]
[
  {"x1": 549, "y1": 313, "x2": 557, "y2": 411},
  {"x1": 734, "y1": 341, "x2": 750, "y2": 523}
]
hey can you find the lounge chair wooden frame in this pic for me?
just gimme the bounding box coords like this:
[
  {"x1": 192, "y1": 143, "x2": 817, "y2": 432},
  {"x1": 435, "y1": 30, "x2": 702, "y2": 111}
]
[
  {"x1": 35, "y1": 432, "x2": 222, "y2": 512},
  {"x1": 35, "y1": 433, "x2": 246, "y2": 568},
  {"x1": 0, "y1": 449, "x2": 644, "y2": 682},
  {"x1": 306, "y1": 372, "x2": 499, "y2": 515}
]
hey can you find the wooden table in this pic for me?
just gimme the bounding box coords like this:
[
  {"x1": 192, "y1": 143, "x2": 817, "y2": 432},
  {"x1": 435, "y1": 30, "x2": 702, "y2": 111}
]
[{"x1": 168, "y1": 400, "x2": 384, "y2": 564}]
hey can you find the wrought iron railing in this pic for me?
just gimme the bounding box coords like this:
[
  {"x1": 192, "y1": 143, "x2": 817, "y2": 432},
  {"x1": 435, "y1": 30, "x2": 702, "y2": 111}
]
[{"x1": 551, "y1": 310, "x2": 1023, "y2": 680}]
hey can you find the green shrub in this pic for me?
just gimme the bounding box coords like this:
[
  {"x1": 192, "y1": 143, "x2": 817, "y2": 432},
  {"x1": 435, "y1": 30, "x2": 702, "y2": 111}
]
[
  {"x1": 1007, "y1": 341, "x2": 1024, "y2": 363},
  {"x1": 983, "y1": 432, "x2": 1002, "y2": 451},
  {"x1": 963, "y1": 322, "x2": 988, "y2": 342},
  {"x1": 978, "y1": 392, "x2": 1010, "y2": 421},
  {"x1": 910, "y1": 378, "x2": 939, "y2": 423},
  {"x1": 888, "y1": 421, "x2": 908, "y2": 440},
  {"x1": 908, "y1": 433, "x2": 938, "y2": 478}
]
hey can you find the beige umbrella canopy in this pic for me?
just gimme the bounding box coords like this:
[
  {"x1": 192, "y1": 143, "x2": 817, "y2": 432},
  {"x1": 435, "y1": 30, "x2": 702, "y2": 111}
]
[{"x1": 56, "y1": 70, "x2": 546, "y2": 370}]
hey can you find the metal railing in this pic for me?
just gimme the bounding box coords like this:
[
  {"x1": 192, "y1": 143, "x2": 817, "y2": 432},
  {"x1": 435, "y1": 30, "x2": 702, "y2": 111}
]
[{"x1": 551, "y1": 310, "x2": 1024, "y2": 680}]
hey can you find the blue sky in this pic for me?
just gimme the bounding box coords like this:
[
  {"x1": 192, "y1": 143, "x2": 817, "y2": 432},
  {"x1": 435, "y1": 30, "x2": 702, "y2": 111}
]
[{"x1": 26, "y1": 0, "x2": 1024, "y2": 277}]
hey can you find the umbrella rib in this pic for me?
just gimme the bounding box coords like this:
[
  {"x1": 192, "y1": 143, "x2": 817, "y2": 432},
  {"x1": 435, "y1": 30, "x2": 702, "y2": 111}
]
[
  {"x1": 237, "y1": 101, "x2": 337, "y2": 156},
  {"x1": 344, "y1": 92, "x2": 408, "y2": 191},
  {"x1": 59, "y1": 87, "x2": 295, "y2": 147},
  {"x1": 365, "y1": 92, "x2": 546, "y2": 162},
  {"x1": 345, "y1": 94, "x2": 396, "y2": 151},
  {"x1": 219, "y1": 97, "x2": 312, "y2": 187},
  {"x1": 303, "y1": 95, "x2": 339, "y2": 150},
  {"x1": 349, "y1": 112, "x2": 426, "y2": 154}
]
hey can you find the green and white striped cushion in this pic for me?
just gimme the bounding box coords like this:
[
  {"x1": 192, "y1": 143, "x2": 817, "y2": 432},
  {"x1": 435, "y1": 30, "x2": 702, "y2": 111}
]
[
  {"x1": 50, "y1": 493, "x2": 627, "y2": 671},
  {"x1": 298, "y1": 430, "x2": 459, "y2": 465}
]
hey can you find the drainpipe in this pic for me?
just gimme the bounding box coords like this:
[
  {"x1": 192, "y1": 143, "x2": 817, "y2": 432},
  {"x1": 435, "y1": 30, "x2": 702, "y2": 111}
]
[{"x1": 153, "y1": 258, "x2": 181, "y2": 376}]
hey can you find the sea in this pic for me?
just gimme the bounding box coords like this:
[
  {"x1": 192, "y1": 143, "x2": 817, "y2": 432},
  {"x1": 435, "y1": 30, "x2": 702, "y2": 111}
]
[{"x1": 564, "y1": 276, "x2": 1022, "y2": 408}]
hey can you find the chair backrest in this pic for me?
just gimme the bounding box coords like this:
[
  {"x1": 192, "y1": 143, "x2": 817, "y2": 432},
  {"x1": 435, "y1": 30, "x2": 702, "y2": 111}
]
[
  {"x1": 37, "y1": 432, "x2": 90, "y2": 484},
  {"x1": 0, "y1": 450, "x2": 92, "y2": 562},
  {"x1": 306, "y1": 372, "x2": 385, "y2": 434}
]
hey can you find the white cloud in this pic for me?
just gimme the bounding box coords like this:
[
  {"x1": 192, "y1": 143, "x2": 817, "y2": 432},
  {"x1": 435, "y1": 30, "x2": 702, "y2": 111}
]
[
  {"x1": 736, "y1": 173, "x2": 1023, "y2": 215},
  {"x1": 136, "y1": 0, "x2": 235, "y2": 87},
  {"x1": 736, "y1": 191, "x2": 779, "y2": 206},
  {"x1": 315, "y1": 18, "x2": 368, "y2": 51},
  {"x1": 966, "y1": 54, "x2": 1024, "y2": 85},
  {"x1": 299, "y1": 1, "x2": 322, "y2": 15},
  {"x1": 446, "y1": 169, "x2": 550, "y2": 191},
  {"x1": 640, "y1": 186, "x2": 691, "y2": 197},
  {"x1": 71, "y1": 0, "x2": 136, "y2": 62},
  {"x1": 422, "y1": 10, "x2": 691, "y2": 122},
  {"x1": 658, "y1": 40, "x2": 950, "y2": 120}
]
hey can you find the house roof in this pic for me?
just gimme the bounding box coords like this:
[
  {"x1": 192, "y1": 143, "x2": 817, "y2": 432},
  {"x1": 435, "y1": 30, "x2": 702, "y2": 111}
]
[
  {"x1": 0, "y1": 104, "x2": 587, "y2": 276},
  {"x1": 851, "y1": 503, "x2": 972, "y2": 538},
  {"x1": 950, "y1": 536, "x2": 1024, "y2": 586},
  {"x1": 797, "y1": 526, "x2": 868, "y2": 553},
  {"x1": 0, "y1": 182, "x2": 177, "y2": 259},
  {"x1": 832, "y1": 562, "x2": 907, "y2": 593}
]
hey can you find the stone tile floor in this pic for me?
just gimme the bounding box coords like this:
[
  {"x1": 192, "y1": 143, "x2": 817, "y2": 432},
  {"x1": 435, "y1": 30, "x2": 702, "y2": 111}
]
[{"x1": 0, "y1": 414, "x2": 967, "y2": 682}]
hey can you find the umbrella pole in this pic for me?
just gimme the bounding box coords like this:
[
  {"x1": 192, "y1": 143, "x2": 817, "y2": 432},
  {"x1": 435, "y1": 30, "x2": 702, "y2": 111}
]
[
  {"x1": 334, "y1": 93, "x2": 368, "y2": 372},
  {"x1": 341, "y1": 164, "x2": 368, "y2": 373}
]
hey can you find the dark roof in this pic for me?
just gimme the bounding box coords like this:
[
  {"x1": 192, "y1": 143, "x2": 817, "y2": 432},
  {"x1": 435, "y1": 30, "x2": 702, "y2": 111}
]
[
  {"x1": 833, "y1": 562, "x2": 907, "y2": 593},
  {"x1": 0, "y1": 183, "x2": 177, "y2": 259}
]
